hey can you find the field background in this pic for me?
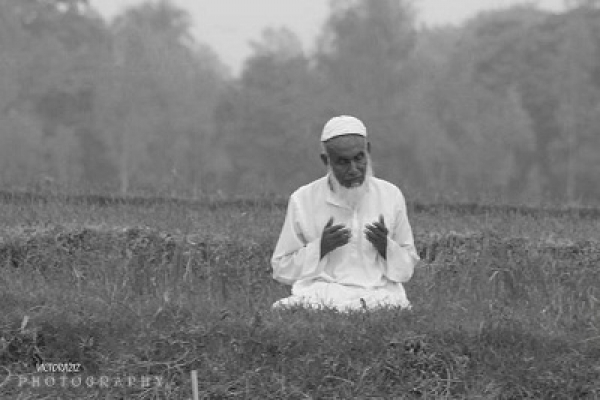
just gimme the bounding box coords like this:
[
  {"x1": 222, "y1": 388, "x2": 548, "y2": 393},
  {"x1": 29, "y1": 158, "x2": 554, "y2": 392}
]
[
  {"x1": 2, "y1": 1, "x2": 600, "y2": 397},
  {"x1": 1, "y1": 193, "x2": 599, "y2": 399}
]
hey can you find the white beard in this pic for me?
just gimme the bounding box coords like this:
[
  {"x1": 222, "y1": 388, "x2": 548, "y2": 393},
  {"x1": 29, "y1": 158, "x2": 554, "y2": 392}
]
[{"x1": 328, "y1": 157, "x2": 373, "y2": 211}]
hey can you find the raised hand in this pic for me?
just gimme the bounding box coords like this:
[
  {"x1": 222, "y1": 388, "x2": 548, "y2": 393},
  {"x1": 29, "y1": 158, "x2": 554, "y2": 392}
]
[
  {"x1": 365, "y1": 214, "x2": 388, "y2": 259},
  {"x1": 320, "y1": 217, "x2": 351, "y2": 259}
]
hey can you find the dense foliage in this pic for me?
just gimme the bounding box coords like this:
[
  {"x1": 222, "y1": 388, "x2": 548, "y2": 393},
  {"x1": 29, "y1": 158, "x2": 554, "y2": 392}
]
[{"x1": 1, "y1": 0, "x2": 600, "y2": 202}]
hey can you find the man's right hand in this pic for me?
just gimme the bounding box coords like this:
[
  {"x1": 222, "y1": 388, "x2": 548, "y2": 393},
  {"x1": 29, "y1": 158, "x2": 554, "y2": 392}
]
[{"x1": 320, "y1": 217, "x2": 351, "y2": 259}]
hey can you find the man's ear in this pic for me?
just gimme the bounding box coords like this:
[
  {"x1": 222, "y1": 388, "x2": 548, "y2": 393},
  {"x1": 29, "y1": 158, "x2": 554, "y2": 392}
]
[
  {"x1": 367, "y1": 141, "x2": 371, "y2": 154},
  {"x1": 320, "y1": 153, "x2": 328, "y2": 166}
]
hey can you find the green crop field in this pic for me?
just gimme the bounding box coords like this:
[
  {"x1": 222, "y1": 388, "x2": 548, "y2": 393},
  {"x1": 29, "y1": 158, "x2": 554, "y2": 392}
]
[{"x1": 1, "y1": 194, "x2": 599, "y2": 399}]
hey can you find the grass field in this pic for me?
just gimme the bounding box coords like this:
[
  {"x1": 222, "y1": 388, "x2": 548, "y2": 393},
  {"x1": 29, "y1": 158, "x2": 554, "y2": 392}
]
[{"x1": 1, "y1": 194, "x2": 599, "y2": 399}]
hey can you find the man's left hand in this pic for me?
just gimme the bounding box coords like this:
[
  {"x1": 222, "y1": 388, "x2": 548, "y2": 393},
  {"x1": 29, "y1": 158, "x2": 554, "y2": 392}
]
[{"x1": 365, "y1": 214, "x2": 388, "y2": 259}]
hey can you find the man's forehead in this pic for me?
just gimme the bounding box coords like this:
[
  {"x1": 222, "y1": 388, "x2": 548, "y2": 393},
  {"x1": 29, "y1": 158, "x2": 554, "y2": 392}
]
[{"x1": 324, "y1": 135, "x2": 367, "y2": 156}]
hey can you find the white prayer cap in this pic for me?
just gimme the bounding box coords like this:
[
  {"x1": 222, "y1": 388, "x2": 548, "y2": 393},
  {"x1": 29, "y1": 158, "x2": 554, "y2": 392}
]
[{"x1": 321, "y1": 115, "x2": 367, "y2": 142}]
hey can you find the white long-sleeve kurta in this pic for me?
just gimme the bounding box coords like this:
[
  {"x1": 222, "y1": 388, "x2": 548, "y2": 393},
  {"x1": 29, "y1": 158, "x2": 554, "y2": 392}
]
[{"x1": 271, "y1": 175, "x2": 419, "y2": 310}]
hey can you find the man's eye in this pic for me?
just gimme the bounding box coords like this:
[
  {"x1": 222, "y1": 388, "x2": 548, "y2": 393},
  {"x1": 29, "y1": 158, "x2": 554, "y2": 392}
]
[{"x1": 355, "y1": 153, "x2": 365, "y2": 161}]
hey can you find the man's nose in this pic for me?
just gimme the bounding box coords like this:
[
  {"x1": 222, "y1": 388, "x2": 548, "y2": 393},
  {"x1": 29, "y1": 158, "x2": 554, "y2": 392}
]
[{"x1": 348, "y1": 161, "x2": 360, "y2": 175}]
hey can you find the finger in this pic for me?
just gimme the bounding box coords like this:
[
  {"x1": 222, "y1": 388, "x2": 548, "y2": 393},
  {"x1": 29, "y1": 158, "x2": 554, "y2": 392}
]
[
  {"x1": 328, "y1": 236, "x2": 349, "y2": 251},
  {"x1": 336, "y1": 236, "x2": 351, "y2": 247},
  {"x1": 365, "y1": 228, "x2": 384, "y2": 242},
  {"x1": 372, "y1": 222, "x2": 388, "y2": 235},
  {"x1": 335, "y1": 234, "x2": 350, "y2": 244},
  {"x1": 365, "y1": 225, "x2": 383, "y2": 236},
  {"x1": 377, "y1": 215, "x2": 388, "y2": 232},
  {"x1": 364, "y1": 226, "x2": 376, "y2": 237},
  {"x1": 325, "y1": 233, "x2": 349, "y2": 249},
  {"x1": 325, "y1": 217, "x2": 334, "y2": 229},
  {"x1": 371, "y1": 219, "x2": 388, "y2": 235},
  {"x1": 331, "y1": 229, "x2": 351, "y2": 240},
  {"x1": 365, "y1": 230, "x2": 377, "y2": 241},
  {"x1": 328, "y1": 225, "x2": 348, "y2": 234},
  {"x1": 325, "y1": 224, "x2": 344, "y2": 235}
]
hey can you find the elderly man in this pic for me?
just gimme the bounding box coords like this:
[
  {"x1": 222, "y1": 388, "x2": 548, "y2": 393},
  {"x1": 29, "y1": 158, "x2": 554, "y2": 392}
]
[{"x1": 271, "y1": 115, "x2": 419, "y2": 311}]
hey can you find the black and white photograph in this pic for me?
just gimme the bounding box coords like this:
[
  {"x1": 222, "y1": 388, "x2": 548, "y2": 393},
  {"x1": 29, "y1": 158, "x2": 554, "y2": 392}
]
[{"x1": 1, "y1": 0, "x2": 599, "y2": 398}]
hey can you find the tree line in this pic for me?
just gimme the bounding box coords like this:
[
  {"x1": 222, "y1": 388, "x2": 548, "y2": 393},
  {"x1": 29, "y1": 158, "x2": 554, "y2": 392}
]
[{"x1": 1, "y1": 0, "x2": 599, "y2": 203}]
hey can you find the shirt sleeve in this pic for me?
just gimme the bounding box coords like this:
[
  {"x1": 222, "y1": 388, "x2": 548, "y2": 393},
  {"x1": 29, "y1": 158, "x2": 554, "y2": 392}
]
[
  {"x1": 271, "y1": 195, "x2": 326, "y2": 285},
  {"x1": 382, "y1": 191, "x2": 420, "y2": 283}
]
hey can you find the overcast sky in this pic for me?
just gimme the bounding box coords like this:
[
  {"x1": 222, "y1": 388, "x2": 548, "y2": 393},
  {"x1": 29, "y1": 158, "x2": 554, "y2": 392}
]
[{"x1": 90, "y1": 0, "x2": 566, "y2": 75}]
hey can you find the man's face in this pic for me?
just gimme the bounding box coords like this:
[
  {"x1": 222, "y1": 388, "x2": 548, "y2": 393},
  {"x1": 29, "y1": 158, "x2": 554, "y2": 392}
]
[{"x1": 321, "y1": 135, "x2": 369, "y2": 188}]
